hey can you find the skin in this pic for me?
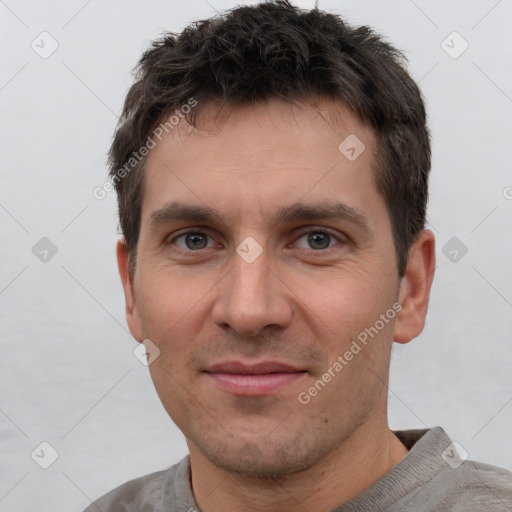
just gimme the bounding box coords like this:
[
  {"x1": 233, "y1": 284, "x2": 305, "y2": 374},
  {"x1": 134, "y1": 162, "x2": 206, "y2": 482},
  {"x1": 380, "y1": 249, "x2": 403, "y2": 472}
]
[{"x1": 117, "y1": 97, "x2": 435, "y2": 512}]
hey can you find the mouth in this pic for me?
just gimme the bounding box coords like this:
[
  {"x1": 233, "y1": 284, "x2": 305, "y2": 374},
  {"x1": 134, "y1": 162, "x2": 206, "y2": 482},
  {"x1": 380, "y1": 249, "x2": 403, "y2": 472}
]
[{"x1": 203, "y1": 361, "x2": 308, "y2": 396}]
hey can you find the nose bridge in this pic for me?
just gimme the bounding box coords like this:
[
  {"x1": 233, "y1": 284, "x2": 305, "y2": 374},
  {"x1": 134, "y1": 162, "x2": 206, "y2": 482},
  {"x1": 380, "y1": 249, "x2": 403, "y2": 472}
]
[
  {"x1": 212, "y1": 243, "x2": 292, "y2": 335},
  {"x1": 232, "y1": 247, "x2": 270, "y2": 297}
]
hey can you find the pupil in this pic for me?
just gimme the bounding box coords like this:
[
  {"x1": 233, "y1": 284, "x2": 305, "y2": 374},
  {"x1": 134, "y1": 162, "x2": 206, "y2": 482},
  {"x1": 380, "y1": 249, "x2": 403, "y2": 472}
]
[
  {"x1": 308, "y1": 233, "x2": 330, "y2": 249},
  {"x1": 186, "y1": 234, "x2": 207, "y2": 249}
]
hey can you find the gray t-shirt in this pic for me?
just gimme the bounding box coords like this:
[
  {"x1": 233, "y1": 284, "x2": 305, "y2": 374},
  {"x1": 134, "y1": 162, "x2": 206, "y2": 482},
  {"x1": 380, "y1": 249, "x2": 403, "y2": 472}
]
[{"x1": 84, "y1": 426, "x2": 512, "y2": 511}]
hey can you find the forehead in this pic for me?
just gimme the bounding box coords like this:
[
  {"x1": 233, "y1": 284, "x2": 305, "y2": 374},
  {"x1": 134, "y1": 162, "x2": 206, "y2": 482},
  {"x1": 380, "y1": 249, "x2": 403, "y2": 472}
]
[{"x1": 141, "y1": 98, "x2": 383, "y2": 228}]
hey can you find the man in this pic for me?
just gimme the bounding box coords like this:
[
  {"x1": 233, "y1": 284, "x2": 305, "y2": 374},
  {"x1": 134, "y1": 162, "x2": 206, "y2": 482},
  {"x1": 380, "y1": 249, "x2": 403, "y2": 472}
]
[{"x1": 85, "y1": 1, "x2": 512, "y2": 510}]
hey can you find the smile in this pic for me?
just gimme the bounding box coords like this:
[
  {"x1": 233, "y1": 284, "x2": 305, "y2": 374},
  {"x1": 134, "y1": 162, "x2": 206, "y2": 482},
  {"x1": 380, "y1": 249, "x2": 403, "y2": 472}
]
[{"x1": 203, "y1": 361, "x2": 308, "y2": 396}]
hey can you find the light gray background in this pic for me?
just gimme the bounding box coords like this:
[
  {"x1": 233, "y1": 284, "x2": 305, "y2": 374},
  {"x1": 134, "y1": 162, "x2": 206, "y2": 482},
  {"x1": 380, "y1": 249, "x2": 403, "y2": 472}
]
[{"x1": 1, "y1": 0, "x2": 511, "y2": 510}]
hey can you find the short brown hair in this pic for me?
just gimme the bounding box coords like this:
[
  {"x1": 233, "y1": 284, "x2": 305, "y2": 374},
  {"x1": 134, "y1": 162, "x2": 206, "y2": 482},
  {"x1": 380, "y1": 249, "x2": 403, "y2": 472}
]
[{"x1": 109, "y1": 0, "x2": 430, "y2": 277}]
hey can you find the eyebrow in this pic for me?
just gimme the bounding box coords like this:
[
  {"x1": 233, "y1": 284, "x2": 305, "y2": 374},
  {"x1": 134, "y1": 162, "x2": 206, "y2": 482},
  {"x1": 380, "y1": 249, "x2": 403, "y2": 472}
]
[
  {"x1": 269, "y1": 201, "x2": 370, "y2": 231},
  {"x1": 148, "y1": 200, "x2": 370, "y2": 232}
]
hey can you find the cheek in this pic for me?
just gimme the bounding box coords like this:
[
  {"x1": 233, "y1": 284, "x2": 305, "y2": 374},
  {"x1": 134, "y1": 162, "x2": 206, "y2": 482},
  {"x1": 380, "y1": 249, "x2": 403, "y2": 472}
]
[
  {"x1": 296, "y1": 269, "x2": 393, "y2": 336},
  {"x1": 297, "y1": 272, "x2": 398, "y2": 389},
  {"x1": 141, "y1": 295, "x2": 203, "y2": 416},
  {"x1": 134, "y1": 271, "x2": 214, "y2": 388},
  {"x1": 136, "y1": 267, "x2": 211, "y2": 337}
]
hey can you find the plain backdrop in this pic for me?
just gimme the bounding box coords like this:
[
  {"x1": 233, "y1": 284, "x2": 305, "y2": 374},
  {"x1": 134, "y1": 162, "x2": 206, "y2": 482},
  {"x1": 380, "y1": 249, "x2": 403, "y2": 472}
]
[{"x1": 1, "y1": 1, "x2": 511, "y2": 511}]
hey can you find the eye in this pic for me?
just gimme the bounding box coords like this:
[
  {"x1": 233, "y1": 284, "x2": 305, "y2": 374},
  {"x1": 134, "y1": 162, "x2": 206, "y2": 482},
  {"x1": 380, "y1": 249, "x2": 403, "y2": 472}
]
[
  {"x1": 294, "y1": 230, "x2": 342, "y2": 250},
  {"x1": 172, "y1": 231, "x2": 217, "y2": 251},
  {"x1": 168, "y1": 228, "x2": 346, "y2": 253}
]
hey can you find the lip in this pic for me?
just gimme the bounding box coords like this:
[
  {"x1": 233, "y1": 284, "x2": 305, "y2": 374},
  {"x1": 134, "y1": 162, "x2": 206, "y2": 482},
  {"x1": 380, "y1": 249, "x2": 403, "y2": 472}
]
[{"x1": 204, "y1": 361, "x2": 307, "y2": 396}]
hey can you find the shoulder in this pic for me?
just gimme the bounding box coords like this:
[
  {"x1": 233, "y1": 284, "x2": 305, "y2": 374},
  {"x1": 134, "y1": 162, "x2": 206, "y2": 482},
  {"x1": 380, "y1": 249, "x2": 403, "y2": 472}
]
[
  {"x1": 82, "y1": 466, "x2": 173, "y2": 512},
  {"x1": 441, "y1": 459, "x2": 512, "y2": 508},
  {"x1": 415, "y1": 447, "x2": 512, "y2": 511},
  {"x1": 387, "y1": 427, "x2": 512, "y2": 511}
]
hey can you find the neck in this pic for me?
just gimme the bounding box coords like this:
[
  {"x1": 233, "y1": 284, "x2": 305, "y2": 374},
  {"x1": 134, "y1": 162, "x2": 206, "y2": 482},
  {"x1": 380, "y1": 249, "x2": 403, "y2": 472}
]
[{"x1": 188, "y1": 420, "x2": 409, "y2": 512}]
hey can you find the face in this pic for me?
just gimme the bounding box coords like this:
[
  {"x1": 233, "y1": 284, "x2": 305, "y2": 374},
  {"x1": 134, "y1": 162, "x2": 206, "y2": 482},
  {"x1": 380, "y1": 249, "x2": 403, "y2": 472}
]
[{"x1": 121, "y1": 98, "x2": 408, "y2": 478}]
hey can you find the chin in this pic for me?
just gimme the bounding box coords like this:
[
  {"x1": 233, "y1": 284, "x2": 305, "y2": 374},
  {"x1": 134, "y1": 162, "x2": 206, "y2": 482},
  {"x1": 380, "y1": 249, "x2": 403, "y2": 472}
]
[{"x1": 190, "y1": 429, "x2": 334, "y2": 480}]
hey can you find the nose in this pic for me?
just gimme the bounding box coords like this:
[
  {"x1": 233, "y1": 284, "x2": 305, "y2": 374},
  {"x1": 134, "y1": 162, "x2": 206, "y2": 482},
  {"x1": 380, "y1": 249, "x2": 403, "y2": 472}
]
[{"x1": 211, "y1": 247, "x2": 293, "y2": 337}]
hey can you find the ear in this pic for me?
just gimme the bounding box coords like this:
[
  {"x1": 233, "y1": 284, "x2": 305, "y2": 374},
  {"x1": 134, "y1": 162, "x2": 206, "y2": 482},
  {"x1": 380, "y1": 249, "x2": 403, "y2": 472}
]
[
  {"x1": 116, "y1": 238, "x2": 143, "y2": 342},
  {"x1": 393, "y1": 229, "x2": 436, "y2": 344}
]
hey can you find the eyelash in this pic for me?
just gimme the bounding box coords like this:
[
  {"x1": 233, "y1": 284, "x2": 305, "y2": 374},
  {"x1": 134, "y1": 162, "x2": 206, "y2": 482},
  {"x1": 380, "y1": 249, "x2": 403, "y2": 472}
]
[{"x1": 168, "y1": 228, "x2": 346, "y2": 253}]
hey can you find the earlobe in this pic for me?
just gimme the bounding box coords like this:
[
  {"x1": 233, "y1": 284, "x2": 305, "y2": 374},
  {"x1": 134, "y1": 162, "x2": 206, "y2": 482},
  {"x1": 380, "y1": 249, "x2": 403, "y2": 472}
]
[
  {"x1": 393, "y1": 230, "x2": 436, "y2": 344},
  {"x1": 116, "y1": 239, "x2": 143, "y2": 341}
]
